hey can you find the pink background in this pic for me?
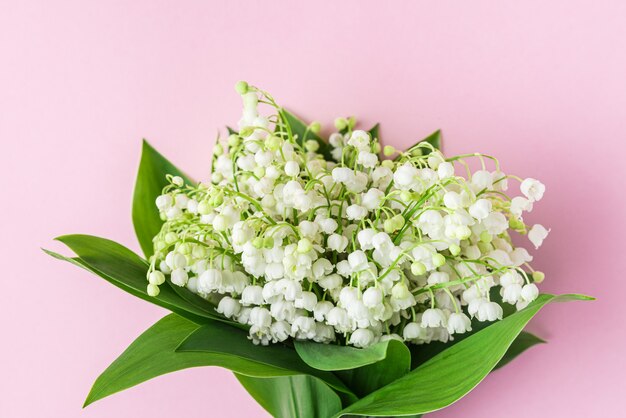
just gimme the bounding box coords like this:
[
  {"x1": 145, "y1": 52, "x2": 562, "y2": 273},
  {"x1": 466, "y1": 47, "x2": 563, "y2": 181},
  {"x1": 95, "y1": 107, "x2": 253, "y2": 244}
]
[{"x1": 2, "y1": 1, "x2": 624, "y2": 417}]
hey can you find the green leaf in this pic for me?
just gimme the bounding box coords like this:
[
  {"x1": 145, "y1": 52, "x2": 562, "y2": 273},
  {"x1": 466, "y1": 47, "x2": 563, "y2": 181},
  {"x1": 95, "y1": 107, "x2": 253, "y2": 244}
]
[
  {"x1": 411, "y1": 330, "x2": 544, "y2": 372},
  {"x1": 177, "y1": 321, "x2": 356, "y2": 399},
  {"x1": 294, "y1": 339, "x2": 402, "y2": 371},
  {"x1": 394, "y1": 130, "x2": 441, "y2": 161},
  {"x1": 51, "y1": 234, "x2": 221, "y2": 324},
  {"x1": 336, "y1": 294, "x2": 592, "y2": 417},
  {"x1": 336, "y1": 340, "x2": 411, "y2": 398},
  {"x1": 132, "y1": 140, "x2": 193, "y2": 258},
  {"x1": 85, "y1": 314, "x2": 200, "y2": 406},
  {"x1": 278, "y1": 109, "x2": 332, "y2": 160},
  {"x1": 236, "y1": 374, "x2": 343, "y2": 418},
  {"x1": 494, "y1": 331, "x2": 545, "y2": 370},
  {"x1": 84, "y1": 314, "x2": 303, "y2": 407}
]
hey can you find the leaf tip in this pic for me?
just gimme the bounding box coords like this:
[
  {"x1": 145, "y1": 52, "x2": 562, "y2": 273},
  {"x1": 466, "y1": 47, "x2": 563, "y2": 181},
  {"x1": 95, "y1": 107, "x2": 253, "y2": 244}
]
[
  {"x1": 53, "y1": 235, "x2": 67, "y2": 243},
  {"x1": 559, "y1": 293, "x2": 596, "y2": 302},
  {"x1": 53, "y1": 234, "x2": 77, "y2": 245},
  {"x1": 83, "y1": 389, "x2": 97, "y2": 408}
]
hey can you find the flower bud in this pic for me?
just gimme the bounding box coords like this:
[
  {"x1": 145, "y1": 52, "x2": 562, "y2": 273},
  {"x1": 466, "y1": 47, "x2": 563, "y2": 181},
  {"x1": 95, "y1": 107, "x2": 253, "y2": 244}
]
[
  {"x1": 192, "y1": 245, "x2": 207, "y2": 259},
  {"x1": 392, "y1": 214, "x2": 405, "y2": 229},
  {"x1": 384, "y1": 218, "x2": 397, "y2": 233},
  {"x1": 147, "y1": 284, "x2": 160, "y2": 297},
  {"x1": 432, "y1": 253, "x2": 446, "y2": 267},
  {"x1": 480, "y1": 230, "x2": 492, "y2": 243},
  {"x1": 411, "y1": 261, "x2": 427, "y2": 276},
  {"x1": 210, "y1": 192, "x2": 224, "y2": 206},
  {"x1": 148, "y1": 271, "x2": 165, "y2": 285},
  {"x1": 383, "y1": 145, "x2": 396, "y2": 156},
  {"x1": 532, "y1": 271, "x2": 545, "y2": 283},
  {"x1": 197, "y1": 201, "x2": 212, "y2": 215},
  {"x1": 334, "y1": 117, "x2": 348, "y2": 131},
  {"x1": 309, "y1": 121, "x2": 321, "y2": 134},
  {"x1": 391, "y1": 282, "x2": 411, "y2": 299},
  {"x1": 177, "y1": 243, "x2": 191, "y2": 255},
  {"x1": 252, "y1": 237, "x2": 264, "y2": 249},
  {"x1": 508, "y1": 216, "x2": 525, "y2": 231},
  {"x1": 154, "y1": 240, "x2": 167, "y2": 252},
  {"x1": 164, "y1": 232, "x2": 178, "y2": 244},
  {"x1": 253, "y1": 166, "x2": 265, "y2": 178},
  {"x1": 235, "y1": 80, "x2": 249, "y2": 95},
  {"x1": 305, "y1": 140, "x2": 319, "y2": 152},
  {"x1": 265, "y1": 135, "x2": 281, "y2": 150},
  {"x1": 477, "y1": 241, "x2": 491, "y2": 254},
  {"x1": 298, "y1": 238, "x2": 313, "y2": 253},
  {"x1": 448, "y1": 244, "x2": 461, "y2": 256},
  {"x1": 227, "y1": 134, "x2": 240, "y2": 147},
  {"x1": 400, "y1": 191, "x2": 413, "y2": 202},
  {"x1": 381, "y1": 160, "x2": 395, "y2": 169}
]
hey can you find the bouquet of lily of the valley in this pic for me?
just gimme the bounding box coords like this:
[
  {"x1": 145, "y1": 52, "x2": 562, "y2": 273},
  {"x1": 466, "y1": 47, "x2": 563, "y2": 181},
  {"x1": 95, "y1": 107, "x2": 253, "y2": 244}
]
[{"x1": 47, "y1": 82, "x2": 591, "y2": 418}]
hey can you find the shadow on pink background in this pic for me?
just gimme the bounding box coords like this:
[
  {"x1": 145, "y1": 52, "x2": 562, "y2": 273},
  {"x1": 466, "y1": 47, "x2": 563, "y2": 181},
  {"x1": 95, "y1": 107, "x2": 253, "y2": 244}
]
[{"x1": 2, "y1": 1, "x2": 624, "y2": 417}]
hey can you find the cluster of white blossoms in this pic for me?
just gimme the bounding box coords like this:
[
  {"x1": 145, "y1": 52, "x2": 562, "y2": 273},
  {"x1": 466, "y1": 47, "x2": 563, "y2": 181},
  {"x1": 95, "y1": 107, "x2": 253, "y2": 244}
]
[{"x1": 146, "y1": 82, "x2": 549, "y2": 348}]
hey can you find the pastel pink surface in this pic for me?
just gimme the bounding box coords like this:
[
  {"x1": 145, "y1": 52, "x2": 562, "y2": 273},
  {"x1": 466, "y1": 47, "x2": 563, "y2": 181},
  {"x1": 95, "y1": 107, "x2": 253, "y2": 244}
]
[{"x1": 1, "y1": 1, "x2": 624, "y2": 417}]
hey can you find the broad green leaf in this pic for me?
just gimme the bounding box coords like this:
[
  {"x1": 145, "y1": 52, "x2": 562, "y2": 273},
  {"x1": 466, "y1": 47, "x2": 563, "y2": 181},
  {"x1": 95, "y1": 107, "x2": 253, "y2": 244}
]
[
  {"x1": 494, "y1": 331, "x2": 545, "y2": 370},
  {"x1": 336, "y1": 340, "x2": 411, "y2": 398},
  {"x1": 84, "y1": 314, "x2": 313, "y2": 407},
  {"x1": 236, "y1": 374, "x2": 343, "y2": 418},
  {"x1": 394, "y1": 130, "x2": 441, "y2": 161},
  {"x1": 411, "y1": 330, "x2": 544, "y2": 372},
  {"x1": 52, "y1": 234, "x2": 222, "y2": 324},
  {"x1": 85, "y1": 314, "x2": 202, "y2": 406},
  {"x1": 132, "y1": 140, "x2": 193, "y2": 258},
  {"x1": 278, "y1": 109, "x2": 332, "y2": 160},
  {"x1": 177, "y1": 321, "x2": 356, "y2": 399},
  {"x1": 336, "y1": 294, "x2": 592, "y2": 417},
  {"x1": 294, "y1": 339, "x2": 403, "y2": 371}
]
